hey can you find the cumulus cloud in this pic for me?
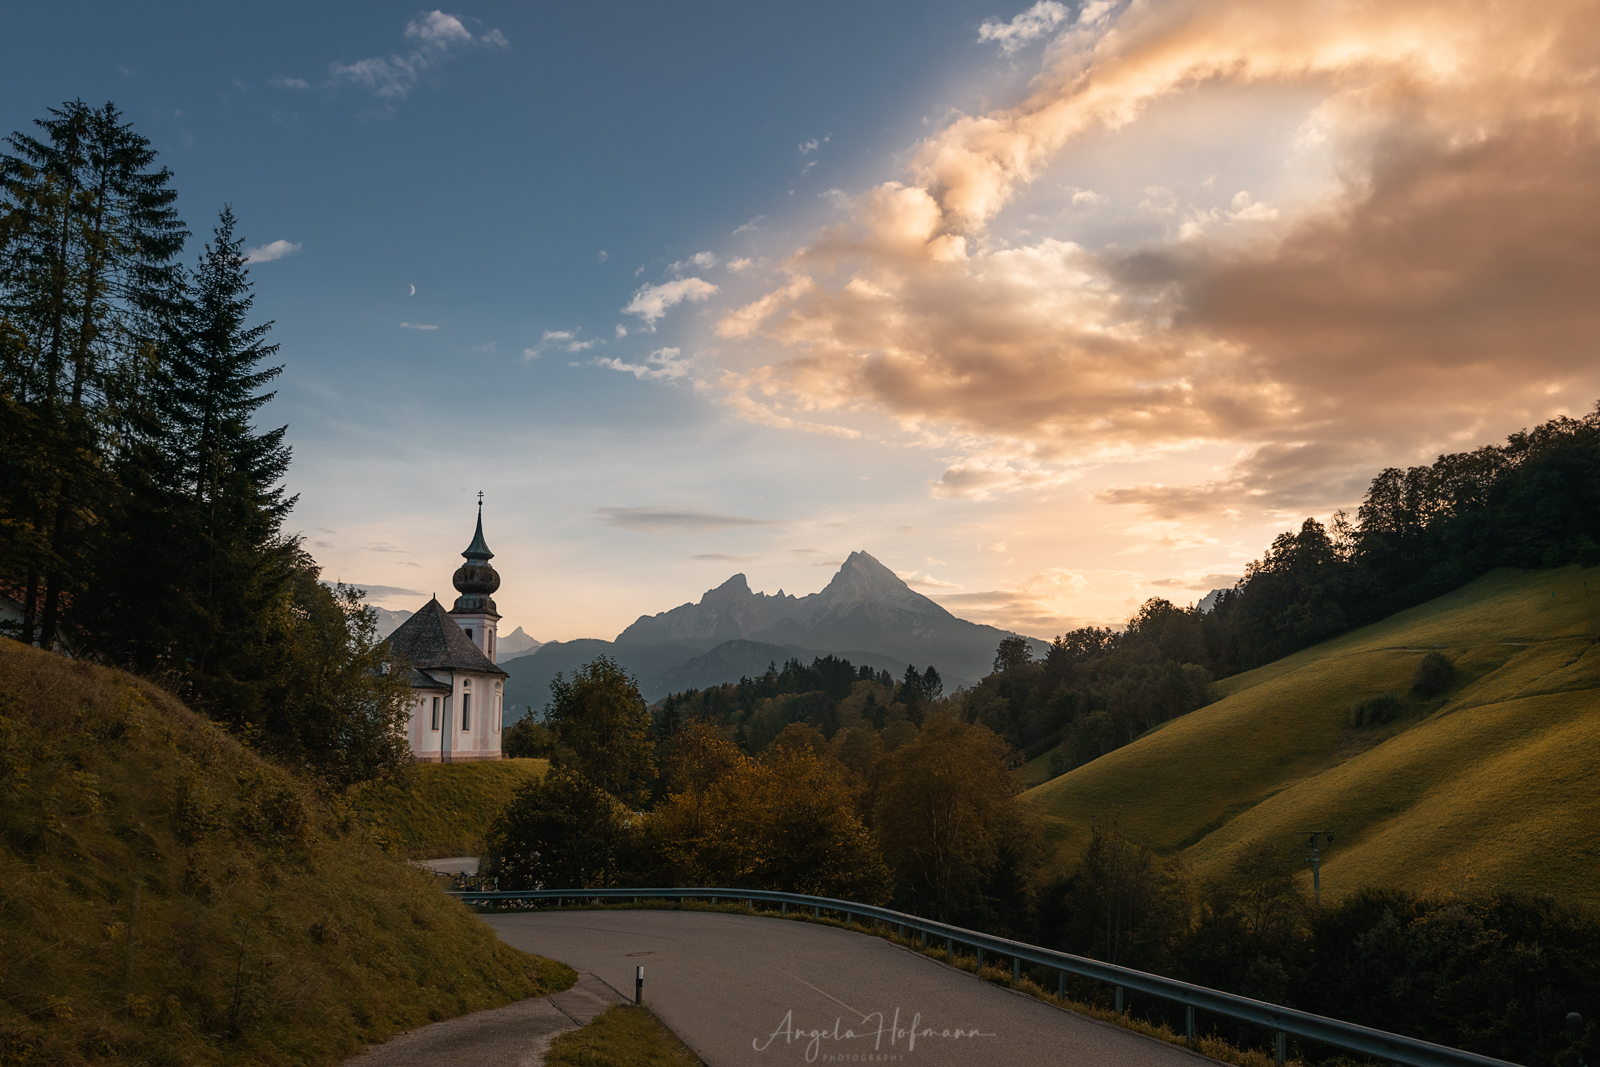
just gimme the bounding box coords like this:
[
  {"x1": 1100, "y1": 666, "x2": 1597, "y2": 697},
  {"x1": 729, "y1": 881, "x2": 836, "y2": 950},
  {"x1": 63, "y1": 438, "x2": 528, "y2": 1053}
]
[
  {"x1": 597, "y1": 507, "x2": 778, "y2": 534},
  {"x1": 624, "y1": 277, "x2": 719, "y2": 327},
  {"x1": 333, "y1": 10, "x2": 509, "y2": 99},
  {"x1": 978, "y1": 1, "x2": 1071, "y2": 54},
  {"x1": 400, "y1": 322, "x2": 437, "y2": 330},
  {"x1": 668, "y1": 251, "x2": 718, "y2": 273},
  {"x1": 523, "y1": 328, "x2": 596, "y2": 358},
  {"x1": 726, "y1": 257, "x2": 755, "y2": 272},
  {"x1": 243, "y1": 239, "x2": 300, "y2": 263},
  {"x1": 705, "y1": 0, "x2": 1600, "y2": 518}
]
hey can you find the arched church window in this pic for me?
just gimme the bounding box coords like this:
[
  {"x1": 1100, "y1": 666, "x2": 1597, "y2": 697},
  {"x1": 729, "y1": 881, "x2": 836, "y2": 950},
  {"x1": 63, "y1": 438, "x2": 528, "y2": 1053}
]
[
  {"x1": 462, "y1": 691, "x2": 471, "y2": 731},
  {"x1": 465, "y1": 628, "x2": 474, "y2": 644}
]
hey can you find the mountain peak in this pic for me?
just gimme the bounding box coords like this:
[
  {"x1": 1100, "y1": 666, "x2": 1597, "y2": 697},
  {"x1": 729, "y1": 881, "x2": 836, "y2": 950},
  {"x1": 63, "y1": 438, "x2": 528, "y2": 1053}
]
[{"x1": 816, "y1": 550, "x2": 952, "y2": 619}]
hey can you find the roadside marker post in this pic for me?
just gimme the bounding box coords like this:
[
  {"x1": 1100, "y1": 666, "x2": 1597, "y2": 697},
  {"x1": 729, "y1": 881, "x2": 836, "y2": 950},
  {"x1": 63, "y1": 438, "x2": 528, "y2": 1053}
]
[{"x1": 635, "y1": 965, "x2": 643, "y2": 1004}]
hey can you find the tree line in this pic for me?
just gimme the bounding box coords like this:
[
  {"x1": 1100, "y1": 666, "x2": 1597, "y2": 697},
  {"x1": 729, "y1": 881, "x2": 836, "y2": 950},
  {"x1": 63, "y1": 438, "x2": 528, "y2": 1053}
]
[
  {"x1": 492, "y1": 656, "x2": 1039, "y2": 927},
  {"x1": 0, "y1": 100, "x2": 409, "y2": 785},
  {"x1": 952, "y1": 404, "x2": 1600, "y2": 776}
]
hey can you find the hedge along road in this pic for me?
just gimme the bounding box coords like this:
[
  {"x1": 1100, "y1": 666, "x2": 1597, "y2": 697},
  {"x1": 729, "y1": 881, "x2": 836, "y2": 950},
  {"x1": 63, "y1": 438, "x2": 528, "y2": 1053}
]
[{"x1": 485, "y1": 910, "x2": 1217, "y2": 1067}]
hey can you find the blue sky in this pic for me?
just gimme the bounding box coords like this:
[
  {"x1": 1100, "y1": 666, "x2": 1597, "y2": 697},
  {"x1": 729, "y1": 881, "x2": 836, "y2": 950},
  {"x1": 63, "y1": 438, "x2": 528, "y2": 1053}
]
[{"x1": 7, "y1": 1, "x2": 1598, "y2": 641}]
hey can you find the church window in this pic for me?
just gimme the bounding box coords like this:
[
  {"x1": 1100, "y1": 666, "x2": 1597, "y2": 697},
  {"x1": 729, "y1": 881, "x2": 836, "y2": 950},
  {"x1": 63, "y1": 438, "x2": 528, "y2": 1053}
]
[
  {"x1": 431, "y1": 696, "x2": 440, "y2": 731},
  {"x1": 462, "y1": 692, "x2": 471, "y2": 730},
  {"x1": 465, "y1": 628, "x2": 474, "y2": 644}
]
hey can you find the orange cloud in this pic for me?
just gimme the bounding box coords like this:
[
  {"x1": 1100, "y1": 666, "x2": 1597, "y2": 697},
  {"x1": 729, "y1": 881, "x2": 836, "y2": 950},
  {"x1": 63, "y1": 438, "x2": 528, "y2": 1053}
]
[{"x1": 704, "y1": 0, "x2": 1600, "y2": 515}]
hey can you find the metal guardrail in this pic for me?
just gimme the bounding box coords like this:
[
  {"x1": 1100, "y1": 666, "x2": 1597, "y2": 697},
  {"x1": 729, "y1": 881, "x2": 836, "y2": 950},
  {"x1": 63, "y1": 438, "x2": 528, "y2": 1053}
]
[{"x1": 447, "y1": 886, "x2": 1522, "y2": 1067}]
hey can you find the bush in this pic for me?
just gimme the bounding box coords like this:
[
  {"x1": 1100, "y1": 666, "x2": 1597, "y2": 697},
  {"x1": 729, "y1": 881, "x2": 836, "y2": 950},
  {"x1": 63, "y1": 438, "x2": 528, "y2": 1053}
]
[
  {"x1": 484, "y1": 766, "x2": 642, "y2": 889},
  {"x1": 503, "y1": 715, "x2": 554, "y2": 758},
  {"x1": 1411, "y1": 651, "x2": 1455, "y2": 698},
  {"x1": 1348, "y1": 691, "x2": 1402, "y2": 727}
]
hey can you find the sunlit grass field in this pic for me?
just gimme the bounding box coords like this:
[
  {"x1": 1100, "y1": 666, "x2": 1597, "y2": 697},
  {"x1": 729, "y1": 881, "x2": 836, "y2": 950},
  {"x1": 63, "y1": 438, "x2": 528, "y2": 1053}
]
[
  {"x1": 349, "y1": 756, "x2": 547, "y2": 859},
  {"x1": 0, "y1": 639, "x2": 573, "y2": 1067},
  {"x1": 1024, "y1": 566, "x2": 1600, "y2": 902}
]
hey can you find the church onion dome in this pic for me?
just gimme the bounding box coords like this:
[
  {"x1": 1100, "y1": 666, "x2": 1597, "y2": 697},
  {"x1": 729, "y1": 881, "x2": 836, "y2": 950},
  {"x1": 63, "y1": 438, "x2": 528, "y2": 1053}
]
[{"x1": 452, "y1": 500, "x2": 500, "y2": 614}]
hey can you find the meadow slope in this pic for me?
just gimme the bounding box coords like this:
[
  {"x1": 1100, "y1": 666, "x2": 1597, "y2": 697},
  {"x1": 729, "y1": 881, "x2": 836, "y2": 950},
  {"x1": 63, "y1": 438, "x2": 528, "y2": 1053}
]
[
  {"x1": 0, "y1": 640, "x2": 572, "y2": 1067},
  {"x1": 1025, "y1": 566, "x2": 1600, "y2": 902},
  {"x1": 350, "y1": 758, "x2": 547, "y2": 859}
]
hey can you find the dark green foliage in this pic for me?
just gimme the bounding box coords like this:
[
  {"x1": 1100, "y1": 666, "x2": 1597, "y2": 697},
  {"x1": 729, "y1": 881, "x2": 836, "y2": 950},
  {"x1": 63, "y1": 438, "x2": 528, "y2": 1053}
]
[
  {"x1": 1034, "y1": 831, "x2": 1600, "y2": 1067},
  {"x1": 1284, "y1": 889, "x2": 1600, "y2": 1065},
  {"x1": 1412, "y1": 650, "x2": 1455, "y2": 697},
  {"x1": 502, "y1": 714, "x2": 554, "y2": 758},
  {"x1": 993, "y1": 634, "x2": 1034, "y2": 673},
  {"x1": 1036, "y1": 822, "x2": 1191, "y2": 974},
  {"x1": 658, "y1": 653, "x2": 892, "y2": 751},
  {"x1": 545, "y1": 656, "x2": 655, "y2": 807},
  {"x1": 964, "y1": 601, "x2": 1214, "y2": 771},
  {"x1": 0, "y1": 100, "x2": 186, "y2": 651},
  {"x1": 484, "y1": 767, "x2": 642, "y2": 890},
  {"x1": 1348, "y1": 691, "x2": 1403, "y2": 727}
]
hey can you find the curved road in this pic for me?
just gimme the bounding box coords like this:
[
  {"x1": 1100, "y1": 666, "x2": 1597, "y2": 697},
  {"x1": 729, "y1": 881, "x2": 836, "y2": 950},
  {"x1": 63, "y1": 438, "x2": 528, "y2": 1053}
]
[{"x1": 487, "y1": 910, "x2": 1217, "y2": 1067}]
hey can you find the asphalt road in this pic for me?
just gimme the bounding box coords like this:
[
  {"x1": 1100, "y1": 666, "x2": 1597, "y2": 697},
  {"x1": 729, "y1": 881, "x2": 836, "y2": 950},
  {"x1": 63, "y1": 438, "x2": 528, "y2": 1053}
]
[
  {"x1": 341, "y1": 972, "x2": 619, "y2": 1067},
  {"x1": 486, "y1": 909, "x2": 1218, "y2": 1067}
]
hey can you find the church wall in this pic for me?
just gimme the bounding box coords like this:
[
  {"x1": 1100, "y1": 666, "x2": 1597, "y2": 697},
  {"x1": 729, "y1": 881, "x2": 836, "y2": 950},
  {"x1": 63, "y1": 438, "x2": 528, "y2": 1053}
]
[{"x1": 408, "y1": 670, "x2": 503, "y2": 763}]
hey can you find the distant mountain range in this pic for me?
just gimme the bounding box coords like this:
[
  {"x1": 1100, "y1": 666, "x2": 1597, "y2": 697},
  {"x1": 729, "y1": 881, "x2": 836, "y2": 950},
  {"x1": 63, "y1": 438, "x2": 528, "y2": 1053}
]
[
  {"x1": 499, "y1": 551, "x2": 1045, "y2": 718},
  {"x1": 372, "y1": 607, "x2": 413, "y2": 639},
  {"x1": 497, "y1": 626, "x2": 542, "y2": 658}
]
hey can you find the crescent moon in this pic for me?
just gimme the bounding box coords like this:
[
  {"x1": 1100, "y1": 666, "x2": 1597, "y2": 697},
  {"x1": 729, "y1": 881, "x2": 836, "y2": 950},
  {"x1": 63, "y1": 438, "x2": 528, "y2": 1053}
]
[{"x1": 409, "y1": 284, "x2": 416, "y2": 296}]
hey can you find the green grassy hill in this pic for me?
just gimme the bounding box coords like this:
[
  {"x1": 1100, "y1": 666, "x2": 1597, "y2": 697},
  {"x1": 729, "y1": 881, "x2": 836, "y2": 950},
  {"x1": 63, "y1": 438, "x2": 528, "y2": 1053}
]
[
  {"x1": 0, "y1": 639, "x2": 573, "y2": 1067},
  {"x1": 350, "y1": 757, "x2": 546, "y2": 859},
  {"x1": 1025, "y1": 566, "x2": 1600, "y2": 902}
]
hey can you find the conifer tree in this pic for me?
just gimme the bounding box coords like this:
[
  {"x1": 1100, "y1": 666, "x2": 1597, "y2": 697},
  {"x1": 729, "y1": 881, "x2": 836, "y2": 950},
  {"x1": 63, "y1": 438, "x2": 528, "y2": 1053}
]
[
  {"x1": 0, "y1": 100, "x2": 186, "y2": 648},
  {"x1": 79, "y1": 207, "x2": 296, "y2": 708}
]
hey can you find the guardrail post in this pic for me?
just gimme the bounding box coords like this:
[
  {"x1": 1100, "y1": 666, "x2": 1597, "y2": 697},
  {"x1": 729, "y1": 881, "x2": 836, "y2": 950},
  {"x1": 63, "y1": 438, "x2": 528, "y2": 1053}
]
[
  {"x1": 1114, "y1": 986, "x2": 1123, "y2": 1014},
  {"x1": 947, "y1": 937, "x2": 953, "y2": 963},
  {"x1": 976, "y1": 947, "x2": 983, "y2": 970},
  {"x1": 782, "y1": 902, "x2": 787, "y2": 915},
  {"x1": 1057, "y1": 971, "x2": 1065, "y2": 999},
  {"x1": 814, "y1": 905, "x2": 820, "y2": 919},
  {"x1": 1013, "y1": 958, "x2": 1020, "y2": 982},
  {"x1": 1185, "y1": 1005, "x2": 1195, "y2": 1044},
  {"x1": 1275, "y1": 1030, "x2": 1286, "y2": 1066},
  {"x1": 919, "y1": 929, "x2": 926, "y2": 949}
]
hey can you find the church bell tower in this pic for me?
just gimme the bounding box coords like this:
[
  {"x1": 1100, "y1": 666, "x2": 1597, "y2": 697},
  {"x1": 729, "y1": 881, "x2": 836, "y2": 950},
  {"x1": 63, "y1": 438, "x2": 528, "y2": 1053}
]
[{"x1": 448, "y1": 494, "x2": 501, "y2": 662}]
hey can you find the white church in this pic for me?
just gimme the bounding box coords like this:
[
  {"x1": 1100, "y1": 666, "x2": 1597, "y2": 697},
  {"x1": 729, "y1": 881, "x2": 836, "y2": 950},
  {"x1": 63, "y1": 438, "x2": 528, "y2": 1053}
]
[{"x1": 383, "y1": 503, "x2": 507, "y2": 762}]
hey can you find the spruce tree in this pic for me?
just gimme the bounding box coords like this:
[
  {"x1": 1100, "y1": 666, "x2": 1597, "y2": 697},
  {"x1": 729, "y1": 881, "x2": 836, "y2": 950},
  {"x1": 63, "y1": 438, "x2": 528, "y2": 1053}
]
[
  {"x1": 0, "y1": 100, "x2": 186, "y2": 648},
  {"x1": 83, "y1": 208, "x2": 295, "y2": 707}
]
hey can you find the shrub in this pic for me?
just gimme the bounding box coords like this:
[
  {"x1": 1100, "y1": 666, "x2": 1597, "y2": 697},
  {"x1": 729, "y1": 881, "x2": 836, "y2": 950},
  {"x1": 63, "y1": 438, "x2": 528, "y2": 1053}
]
[
  {"x1": 1411, "y1": 651, "x2": 1455, "y2": 698},
  {"x1": 1348, "y1": 691, "x2": 1402, "y2": 727}
]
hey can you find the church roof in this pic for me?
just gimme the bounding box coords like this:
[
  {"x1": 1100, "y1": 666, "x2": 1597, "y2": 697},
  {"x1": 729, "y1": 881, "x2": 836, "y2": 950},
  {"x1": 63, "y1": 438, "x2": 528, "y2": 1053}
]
[
  {"x1": 463, "y1": 506, "x2": 493, "y2": 563},
  {"x1": 383, "y1": 598, "x2": 508, "y2": 678}
]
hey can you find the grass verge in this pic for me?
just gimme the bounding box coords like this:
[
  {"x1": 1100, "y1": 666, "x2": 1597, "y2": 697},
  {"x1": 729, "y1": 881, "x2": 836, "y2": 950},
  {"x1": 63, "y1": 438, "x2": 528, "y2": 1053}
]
[
  {"x1": 472, "y1": 898, "x2": 1293, "y2": 1067},
  {"x1": 543, "y1": 1003, "x2": 703, "y2": 1067}
]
